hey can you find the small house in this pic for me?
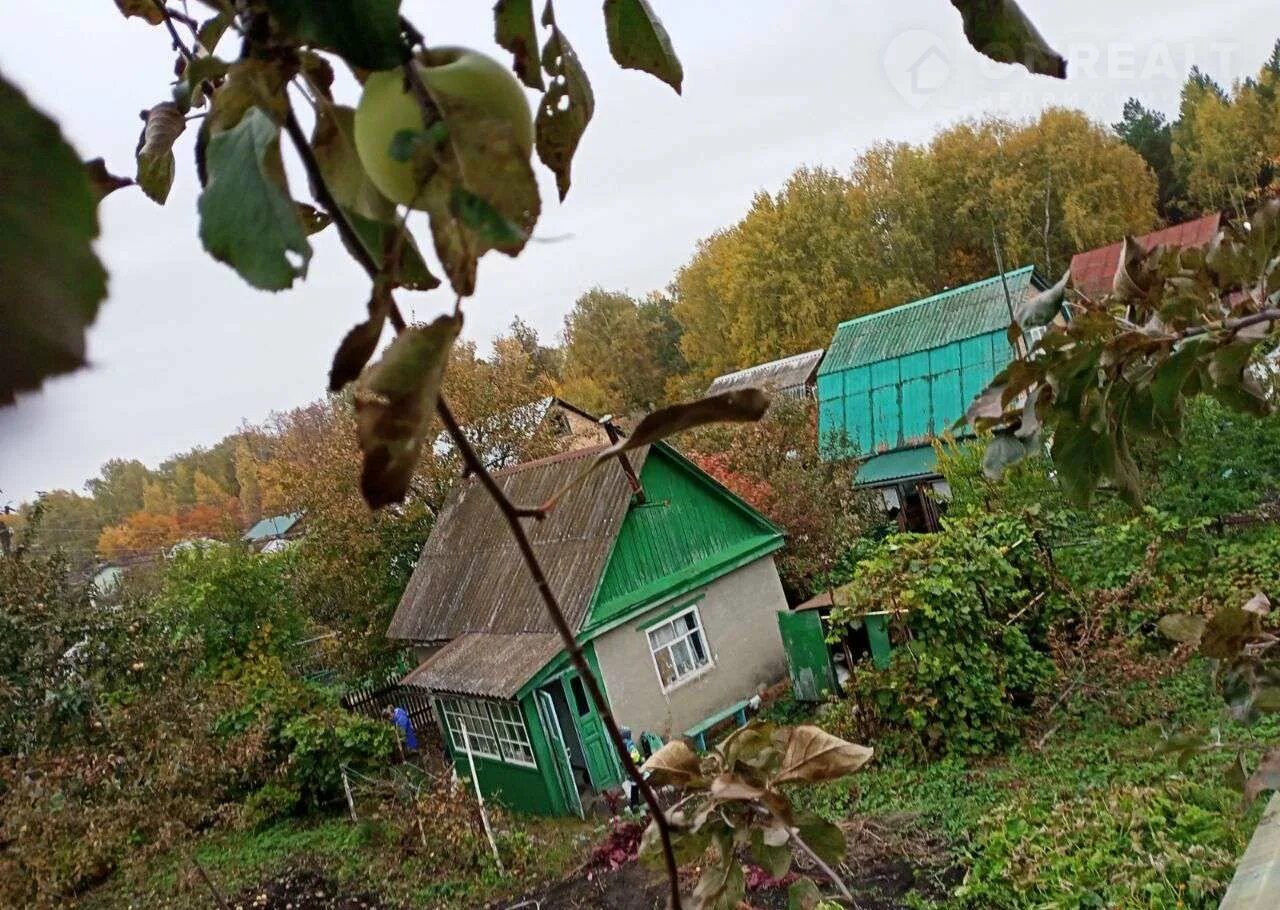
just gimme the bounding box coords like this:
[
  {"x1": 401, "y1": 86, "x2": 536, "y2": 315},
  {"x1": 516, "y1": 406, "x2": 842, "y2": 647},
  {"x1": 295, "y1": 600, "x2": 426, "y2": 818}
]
[
  {"x1": 705, "y1": 349, "x2": 825, "y2": 401},
  {"x1": 242, "y1": 512, "x2": 304, "y2": 551},
  {"x1": 388, "y1": 440, "x2": 790, "y2": 816},
  {"x1": 816, "y1": 267, "x2": 1049, "y2": 530}
]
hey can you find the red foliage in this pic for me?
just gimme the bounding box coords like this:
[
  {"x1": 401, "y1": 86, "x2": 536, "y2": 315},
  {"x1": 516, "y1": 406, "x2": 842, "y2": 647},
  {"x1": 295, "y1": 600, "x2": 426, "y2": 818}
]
[
  {"x1": 587, "y1": 820, "x2": 646, "y2": 873},
  {"x1": 744, "y1": 863, "x2": 800, "y2": 892},
  {"x1": 688, "y1": 452, "x2": 774, "y2": 510}
]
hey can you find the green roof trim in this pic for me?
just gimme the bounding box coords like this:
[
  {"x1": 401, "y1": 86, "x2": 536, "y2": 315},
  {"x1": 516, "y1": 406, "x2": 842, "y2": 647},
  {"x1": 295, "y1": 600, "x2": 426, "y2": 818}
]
[
  {"x1": 856, "y1": 445, "x2": 939, "y2": 486},
  {"x1": 818, "y1": 267, "x2": 1041, "y2": 376}
]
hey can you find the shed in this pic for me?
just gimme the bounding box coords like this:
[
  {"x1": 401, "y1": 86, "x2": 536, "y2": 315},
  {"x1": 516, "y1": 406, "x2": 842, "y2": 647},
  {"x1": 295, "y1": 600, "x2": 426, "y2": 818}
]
[
  {"x1": 389, "y1": 438, "x2": 791, "y2": 816},
  {"x1": 242, "y1": 512, "x2": 304, "y2": 547}
]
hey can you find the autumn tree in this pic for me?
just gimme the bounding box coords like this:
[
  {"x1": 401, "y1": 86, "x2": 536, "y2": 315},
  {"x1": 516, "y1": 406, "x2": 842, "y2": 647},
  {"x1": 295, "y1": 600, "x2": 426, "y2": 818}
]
[
  {"x1": 673, "y1": 109, "x2": 1157, "y2": 382},
  {"x1": 558, "y1": 287, "x2": 685, "y2": 414},
  {"x1": 84, "y1": 458, "x2": 151, "y2": 526},
  {"x1": 682, "y1": 399, "x2": 879, "y2": 601},
  {"x1": 17, "y1": 490, "x2": 102, "y2": 573}
]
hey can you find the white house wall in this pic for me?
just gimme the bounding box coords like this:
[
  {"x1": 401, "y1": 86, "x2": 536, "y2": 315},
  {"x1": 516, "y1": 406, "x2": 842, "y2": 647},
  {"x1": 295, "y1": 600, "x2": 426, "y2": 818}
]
[{"x1": 591, "y1": 555, "x2": 788, "y2": 740}]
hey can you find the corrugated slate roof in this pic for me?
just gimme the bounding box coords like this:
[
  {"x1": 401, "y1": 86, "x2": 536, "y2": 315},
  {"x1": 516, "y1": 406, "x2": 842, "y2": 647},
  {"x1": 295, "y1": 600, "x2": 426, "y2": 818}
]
[
  {"x1": 818, "y1": 267, "x2": 1040, "y2": 375},
  {"x1": 402, "y1": 632, "x2": 563, "y2": 698},
  {"x1": 706, "y1": 349, "x2": 824, "y2": 397},
  {"x1": 1069, "y1": 213, "x2": 1221, "y2": 298},
  {"x1": 855, "y1": 445, "x2": 939, "y2": 485},
  {"x1": 386, "y1": 444, "x2": 649, "y2": 642}
]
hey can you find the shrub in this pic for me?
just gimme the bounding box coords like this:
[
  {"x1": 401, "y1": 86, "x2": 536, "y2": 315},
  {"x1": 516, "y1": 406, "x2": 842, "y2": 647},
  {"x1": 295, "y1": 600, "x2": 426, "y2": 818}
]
[{"x1": 830, "y1": 515, "x2": 1057, "y2": 756}]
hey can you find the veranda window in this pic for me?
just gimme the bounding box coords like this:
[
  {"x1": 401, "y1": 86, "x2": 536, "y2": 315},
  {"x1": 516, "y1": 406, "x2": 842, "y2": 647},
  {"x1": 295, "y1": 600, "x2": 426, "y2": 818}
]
[
  {"x1": 437, "y1": 695, "x2": 535, "y2": 768},
  {"x1": 647, "y1": 605, "x2": 711, "y2": 690}
]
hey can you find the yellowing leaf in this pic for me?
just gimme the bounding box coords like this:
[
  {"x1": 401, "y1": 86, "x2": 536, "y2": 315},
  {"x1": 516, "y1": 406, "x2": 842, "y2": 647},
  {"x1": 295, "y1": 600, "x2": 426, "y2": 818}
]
[
  {"x1": 950, "y1": 0, "x2": 1066, "y2": 78},
  {"x1": 311, "y1": 103, "x2": 395, "y2": 223},
  {"x1": 355, "y1": 313, "x2": 462, "y2": 508},
  {"x1": 535, "y1": 4, "x2": 594, "y2": 200},
  {"x1": 708, "y1": 773, "x2": 764, "y2": 802},
  {"x1": 136, "y1": 101, "x2": 186, "y2": 204},
  {"x1": 329, "y1": 288, "x2": 391, "y2": 392},
  {"x1": 0, "y1": 73, "x2": 108, "y2": 405},
  {"x1": 198, "y1": 107, "x2": 311, "y2": 290},
  {"x1": 85, "y1": 157, "x2": 133, "y2": 201},
  {"x1": 640, "y1": 739, "x2": 703, "y2": 787},
  {"x1": 603, "y1": 0, "x2": 683, "y2": 94},
  {"x1": 494, "y1": 0, "x2": 544, "y2": 90},
  {"x1": 773, "y1": 726, "x2": 872, "y2": 785}
]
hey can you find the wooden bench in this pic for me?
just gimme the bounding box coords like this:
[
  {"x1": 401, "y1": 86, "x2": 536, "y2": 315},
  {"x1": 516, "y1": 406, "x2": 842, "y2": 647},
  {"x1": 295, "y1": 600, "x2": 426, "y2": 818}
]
[{"x1": 684, "y1": 698, "x2": 752, "y2": 752}]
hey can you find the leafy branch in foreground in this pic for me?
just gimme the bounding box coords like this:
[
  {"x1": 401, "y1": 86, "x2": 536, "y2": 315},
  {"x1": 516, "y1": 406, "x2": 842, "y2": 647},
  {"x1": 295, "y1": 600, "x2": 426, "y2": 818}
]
[
  {"x1": 639, "y1": 723, "x2": 872, "y2": 910},
  {"x1": 971, "y1": 200, "x2": 1280, "y2": 504}
]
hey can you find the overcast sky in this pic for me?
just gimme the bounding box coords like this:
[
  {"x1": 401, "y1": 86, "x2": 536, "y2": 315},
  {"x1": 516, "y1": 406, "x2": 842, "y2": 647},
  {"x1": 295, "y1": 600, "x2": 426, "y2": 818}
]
[{"x1": 1, "y1": 1, "x2": 1275, "y2": 505}]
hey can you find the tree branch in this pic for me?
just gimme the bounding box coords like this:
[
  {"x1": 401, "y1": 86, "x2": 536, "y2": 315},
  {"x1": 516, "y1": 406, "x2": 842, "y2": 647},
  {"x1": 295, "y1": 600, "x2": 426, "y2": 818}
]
[
  {"x1": 791, "y1": 831, "x2": 856, "y2": 907},
  {"x1": 435, "y1": 397, "x2": 684, "y2": 910}
]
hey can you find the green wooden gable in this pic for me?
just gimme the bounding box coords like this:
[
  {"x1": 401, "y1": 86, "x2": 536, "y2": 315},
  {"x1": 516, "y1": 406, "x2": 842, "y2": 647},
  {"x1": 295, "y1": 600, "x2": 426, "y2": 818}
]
[
  {"x1": 582, "y1": 445, "x2": 782, "y2": 633},
  {"x1": 816, "y1": 267, "x2": 1045, "y2": 461}
]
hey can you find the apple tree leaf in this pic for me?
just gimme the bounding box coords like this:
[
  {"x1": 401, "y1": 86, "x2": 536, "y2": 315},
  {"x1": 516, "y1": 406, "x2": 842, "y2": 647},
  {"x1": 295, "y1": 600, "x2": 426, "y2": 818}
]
[
  {"x1": 640, "y1": 739, "x2": 704, "y2": 787},
  {"x1": 950, "y1": 1, "x2": 1067, "y2": 78},
  {"x1": 355, "y1": 313, "x2": 462, "y2": 508},
  {"x1": 773, "y1": 725, "x2": 873, "y2": 785},
  {"x1": 198, "y1": 107, "x2": 311, "y2": 290},
  {"x1": 603, "y1": 0, "x2": 683, "y2": 93},
  {"x1": 787, "y1": 878, "x2": 822, "y2": 910},
  {"x1": 1017, "y1": 269, "x2": 1069, "y2": 328},
  {"x1": 494, "y1": 0, "x2": 544, "y2": 90},
  {"x1": 794, "y1": 813, "x2": 846, "y2": 866},
  {"x1": 263, "y1": 0, "x2": 406, "y2": 71},
  {"x1": 536, "y1": 3, "x2": 594, "y2": 201},
  {"x1": 311, "y1": 102, "x2": 396, "y2": 223},
  {"x1": 85, "y1": 157, "x2": 134, "y2": 201},
  {"x1": 0, "y1": 73, "x2": 109, "y2": 405},
  {"x1": 329, "y1": 287, "x2": 390, "y2": 392},
  {"x1": 198, "y1": 12, "x2": 234, "y2": 54},
  {"x1": 135, "y1": 101, "x2": 186, "y2": 204},
  {"x1": 113, "y1": 0, "x2": 164, "y2": 25}
]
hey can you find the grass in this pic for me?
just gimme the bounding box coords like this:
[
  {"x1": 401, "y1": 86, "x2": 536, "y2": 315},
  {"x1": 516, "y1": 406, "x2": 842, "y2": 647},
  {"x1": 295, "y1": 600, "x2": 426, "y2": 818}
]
[
  {"x1": 794, "y1": 658, "x2": 1278, "y2": 909},
  {"x1": 80, "y1": 810, "x2": 597, "y2": 909}
]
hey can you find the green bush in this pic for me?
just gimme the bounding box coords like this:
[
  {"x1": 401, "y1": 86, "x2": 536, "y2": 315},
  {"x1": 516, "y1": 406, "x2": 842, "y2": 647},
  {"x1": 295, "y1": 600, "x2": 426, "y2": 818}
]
[
  {"x1": 241, "y1": 782, "x2": 302, "y2": 829},
  {"x1": 830, "y1": 514, "x2": 1057, "y2": 756}
]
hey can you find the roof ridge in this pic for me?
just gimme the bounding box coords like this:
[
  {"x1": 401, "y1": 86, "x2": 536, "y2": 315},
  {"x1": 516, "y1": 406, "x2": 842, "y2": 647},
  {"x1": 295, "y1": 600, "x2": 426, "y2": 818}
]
[{"x1": 836, "y1": 266, "x2": 1035, "y2": 330}]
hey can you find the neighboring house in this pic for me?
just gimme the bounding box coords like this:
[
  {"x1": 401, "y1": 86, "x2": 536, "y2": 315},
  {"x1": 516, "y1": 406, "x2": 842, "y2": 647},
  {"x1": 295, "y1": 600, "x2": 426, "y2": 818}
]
[
  {"x1": 1069, "y1": 212, "x2": 1221, "y2": 298},
  {"x1": 242, "y1": 512, "x2": 304, "y2": 550},
  {"x1": 817, "y1": 267, "x2": 1050, "y2": 530},
  {"x1": 432, "y1": 396, "x2": 610, "y2": 470},
  {"x1": 389, "y1": 441, "x2": 790, "y2": 816},
  {"x1": 705, "y1": 349, "x2": 825, "y2": 401}
]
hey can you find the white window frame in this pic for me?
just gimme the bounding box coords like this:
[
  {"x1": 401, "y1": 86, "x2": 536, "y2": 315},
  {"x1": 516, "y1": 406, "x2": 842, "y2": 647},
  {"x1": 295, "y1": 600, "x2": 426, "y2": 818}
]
[
  {"x1": 436, "y1": 695, "x2": 536, "y2": 768},
  {"x1": 645, "y1": 604, "x2": 713, "y2": 693},
  {"x1": 488, "y1": 700, "x2": 537, "y2": 768}
]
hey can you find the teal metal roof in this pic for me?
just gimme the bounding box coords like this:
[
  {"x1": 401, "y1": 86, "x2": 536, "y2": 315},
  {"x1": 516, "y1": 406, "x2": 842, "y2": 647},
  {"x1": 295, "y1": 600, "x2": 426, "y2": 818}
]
[
  {"x1": 243, "y1": 512, "x2": 303, "y2": 542},
  {"x1": 856, "y1": 445, "x2": 938, "y2": 485},
  {"x1": 818, "y1": 267, "x2": 1040, "y2": 376}
]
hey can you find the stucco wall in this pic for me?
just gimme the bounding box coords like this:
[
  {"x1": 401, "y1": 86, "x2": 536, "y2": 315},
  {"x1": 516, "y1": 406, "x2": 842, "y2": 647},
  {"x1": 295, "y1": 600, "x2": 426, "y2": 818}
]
[{"x1": 591, "y1": 555, "x2": 788, "y2": 739}]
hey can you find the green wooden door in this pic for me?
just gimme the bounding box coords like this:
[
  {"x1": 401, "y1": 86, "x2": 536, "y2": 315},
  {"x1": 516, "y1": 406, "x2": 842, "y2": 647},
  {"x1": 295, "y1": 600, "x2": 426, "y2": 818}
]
[
  {"x1": 777, "y1": 610, "x2": 836, "y2": 702},
  {"x1": 536, "y1": 690, "x2": 582, "y2": 817},
  {"x1": 561, "y1": 671, "x2": 621, "y2": 790}
]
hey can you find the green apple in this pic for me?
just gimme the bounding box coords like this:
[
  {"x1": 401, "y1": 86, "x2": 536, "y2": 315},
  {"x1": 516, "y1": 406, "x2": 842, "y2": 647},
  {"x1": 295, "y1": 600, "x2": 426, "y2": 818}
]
[{"x1": 354, "y1": 47, "x2": 533, "y2": 209}]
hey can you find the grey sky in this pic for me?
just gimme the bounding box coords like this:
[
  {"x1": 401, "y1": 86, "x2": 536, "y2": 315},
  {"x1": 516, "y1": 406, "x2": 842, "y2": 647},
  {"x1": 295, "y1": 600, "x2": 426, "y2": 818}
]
[{"x1": 1, "y1": 1, "x2": 1275, "y2": 505}]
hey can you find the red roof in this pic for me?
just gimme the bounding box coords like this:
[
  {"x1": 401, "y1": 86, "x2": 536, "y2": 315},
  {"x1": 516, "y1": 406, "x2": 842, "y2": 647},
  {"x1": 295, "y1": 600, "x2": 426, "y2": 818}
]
[{"x1": 1069, "y1": 213, "x2": 1222, "y2": 298}]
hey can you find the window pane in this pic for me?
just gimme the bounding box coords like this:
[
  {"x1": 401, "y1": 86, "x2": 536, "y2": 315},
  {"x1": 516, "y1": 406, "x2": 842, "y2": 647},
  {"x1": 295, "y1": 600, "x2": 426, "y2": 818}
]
[
  {"x1": 683, "y1": 613, "x2": 697, "y2": 632},
  {"x1": 689, "y1": 628, "x2": 707, "y2": 662},
  {"x1": 571, "y1": 676, "x2": 591, "y2": 716},
  {"x1": 649, "y1": 621, "x2": 677, "y2": 648},
  {"x1": 654, "y1": 648, "x2": 676, "y2": 686},
  {"x1": 671, "y1": 638, "x2": 694, "y2": 675}
]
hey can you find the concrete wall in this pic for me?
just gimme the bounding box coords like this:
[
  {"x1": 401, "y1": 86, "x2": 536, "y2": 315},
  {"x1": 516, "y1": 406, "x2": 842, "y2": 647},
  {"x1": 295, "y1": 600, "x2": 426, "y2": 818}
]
[{"x1": 592, "y1": 555, "x2": 788, "y2": 739}]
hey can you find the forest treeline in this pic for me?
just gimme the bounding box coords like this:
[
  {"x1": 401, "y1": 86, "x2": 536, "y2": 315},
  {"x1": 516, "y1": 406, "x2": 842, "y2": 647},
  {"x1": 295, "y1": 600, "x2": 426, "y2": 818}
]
[{"x1": 7, "y1": 43, "x2": 1280, "y2": 575}]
